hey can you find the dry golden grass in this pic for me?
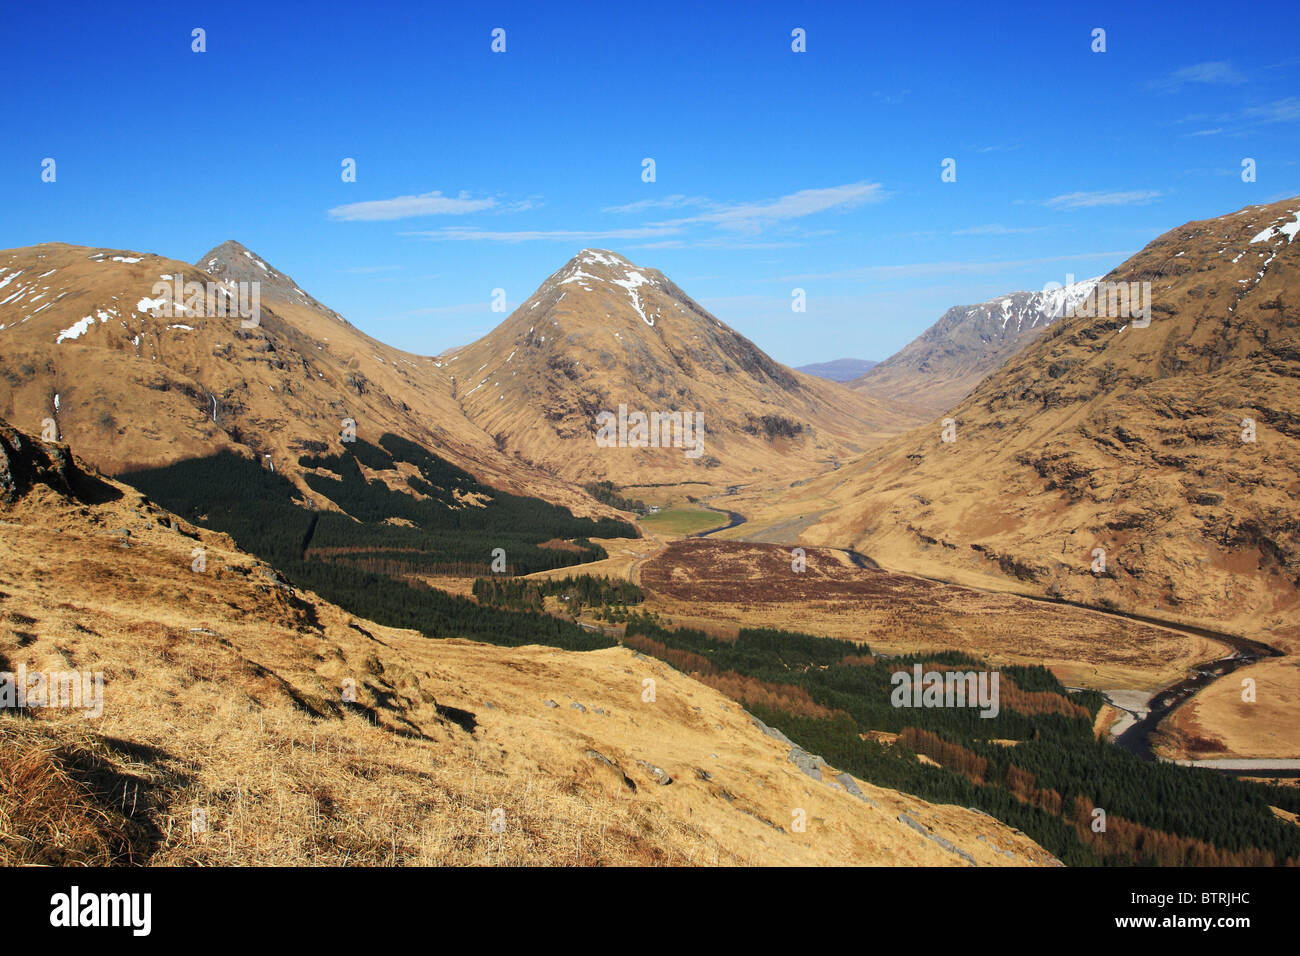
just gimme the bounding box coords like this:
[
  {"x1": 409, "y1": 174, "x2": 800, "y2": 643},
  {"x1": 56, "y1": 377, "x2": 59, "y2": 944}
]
[
  {"x1": 0, "y1": 723, "x2": 145, "y2": 866},
  {"x1": 521, "y1": 535, "x2": 658, "y2": 586},
  {"x1": 408, "y1": 575, "x2": 478, "y2": 598},
  {"x1": 0, "y1": 474, "x2": 1056, "y2": 867},
  {"x1": 1153, "y1": 656, "x2": 1300, "y2": 761}
]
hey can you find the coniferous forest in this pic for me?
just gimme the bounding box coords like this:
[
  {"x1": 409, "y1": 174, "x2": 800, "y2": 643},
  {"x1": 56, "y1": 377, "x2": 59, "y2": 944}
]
[{"x1": 120, "y1": 437, "x2": 634, "y2": 650}]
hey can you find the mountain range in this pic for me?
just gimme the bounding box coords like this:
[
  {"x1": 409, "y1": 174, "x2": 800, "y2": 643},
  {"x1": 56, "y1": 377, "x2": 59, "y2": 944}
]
[
  {"x1": 3, "y1": 194, "x2": 1298, "y2": 867},
  {"x1": 0, "y1": 244, "x2": 921, "y2": 509},
  {"x1": 744, "y1": 197, "x2": 1300, "y2": 653}
]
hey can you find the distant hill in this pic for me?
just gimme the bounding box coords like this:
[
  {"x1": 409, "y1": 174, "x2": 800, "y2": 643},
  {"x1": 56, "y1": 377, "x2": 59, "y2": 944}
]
[
  {"x1": 851, "y1": 277, "x2": 1101, "y2": 414},
  {"x1": 795, "y1": 358, "x2": 879, "y2": 382}
]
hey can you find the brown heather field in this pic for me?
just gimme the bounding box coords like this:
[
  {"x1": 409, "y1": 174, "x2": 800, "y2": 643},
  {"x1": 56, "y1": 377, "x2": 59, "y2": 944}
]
[{"x1": 636, "y1": 539, "x2": 1229, "y2": 691}]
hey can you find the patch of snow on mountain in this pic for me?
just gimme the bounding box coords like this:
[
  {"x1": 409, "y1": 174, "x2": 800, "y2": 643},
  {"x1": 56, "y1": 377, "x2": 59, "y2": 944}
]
[
  {"x1": 611, "y1": 271, "x2": 655, "y2": 326},
  {"x1": 559, "y1": 268, "x2": 599, "y2": 286},
  {"x1": 1250, "y1": 210, "x2": 1300, "y2": 245},
  {"x1": 56, "y1": 316, "x2": 96, "y2": 343},
  {"x1": 1034, "y1": 276, "x2": 1101, "y2": 321},
  {"x1": 579, "y1": 250, "x2": 625, "y2": 267}
]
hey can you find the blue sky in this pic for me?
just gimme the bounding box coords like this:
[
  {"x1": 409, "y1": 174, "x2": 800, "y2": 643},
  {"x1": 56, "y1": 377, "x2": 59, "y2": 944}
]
[{"x1": 4, "y1": 0, "x2": 1299, "y2": 365}]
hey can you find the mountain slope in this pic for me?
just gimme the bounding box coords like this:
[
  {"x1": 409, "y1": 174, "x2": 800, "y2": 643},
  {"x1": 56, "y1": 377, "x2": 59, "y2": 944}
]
[
  {"x1": 0, "y1": 418, "x2": 1052, "y2": 866},
  {"x1": 446, "y1": 250, "x2": 924, "y2": 485},
  {"x1": 785, "y1": 197, "x2": 1300, "y2": 647},
  {"x1": 852, "y1": 277, "x2": 1102, "y2": 414},
  {"x1": 0, "y1": 242, "x2": 921, "y2": 513},
  {"x1": 0, "y1": 241, "x2": 603, "y2": 516}
]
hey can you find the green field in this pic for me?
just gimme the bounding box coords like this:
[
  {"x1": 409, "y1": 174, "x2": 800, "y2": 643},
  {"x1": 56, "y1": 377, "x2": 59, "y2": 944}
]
[{"x1": 638, "y1": 507, "x2": 728, "y2": 536}]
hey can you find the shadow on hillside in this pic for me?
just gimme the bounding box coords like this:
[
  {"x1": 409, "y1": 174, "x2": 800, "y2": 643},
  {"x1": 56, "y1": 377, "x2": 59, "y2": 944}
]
[
  {"x1": 69, "y1": 467, "x2": 124, "y2": 505},
  {"x1": 54, "y1": 735, "x2": 182, "y2": 864}
]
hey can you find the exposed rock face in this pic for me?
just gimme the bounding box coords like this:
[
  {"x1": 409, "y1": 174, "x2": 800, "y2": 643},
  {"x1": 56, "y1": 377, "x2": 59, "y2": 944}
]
[
  {"x1": 197, "y1": 240, "x2": 348, "y2": 324},
  {"x1": 0, "y1": 418, "x2": 117, "y2": 505}
]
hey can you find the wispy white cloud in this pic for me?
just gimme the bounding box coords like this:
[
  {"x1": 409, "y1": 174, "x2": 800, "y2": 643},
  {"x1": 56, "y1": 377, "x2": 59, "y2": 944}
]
[
  {"x1": 1036, "y1": 190, "x2": 1162, "y2": 209},
  {"x1": 602, "y1": 194, "x2": 713, "y2": 214},
  {"x1": 328, "y1": 190, "x2": 503, "y2": 222},
  {"x1": 1175, "y1": 96, "x2": 1300, "y2": 134},
  {"x1": 1241, "y1": 96, "x2": 1300, "y2": 124},
  {"x1": 402, "y1": 225, "x2": 682, "y2": 243},
  {"x1": 1148, "y1": 61, "x2": 1246, "y2": 93},
  {"x1": 651, "y1": 182, "x2": 885, "y2": 234},
  {"x1": 401, "y1": 182, "x2": 884, "y2": 245}
]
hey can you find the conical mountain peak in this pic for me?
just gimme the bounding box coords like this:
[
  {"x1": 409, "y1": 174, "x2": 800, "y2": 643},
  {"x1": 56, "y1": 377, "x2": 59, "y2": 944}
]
[{"x1": 196, "y1": 240, "x2": 346, "y2": 322}]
